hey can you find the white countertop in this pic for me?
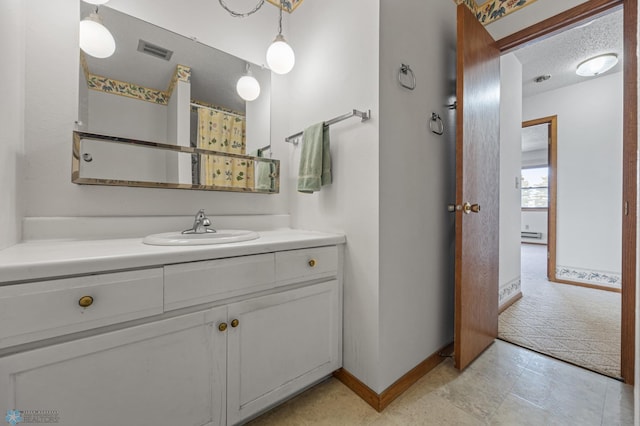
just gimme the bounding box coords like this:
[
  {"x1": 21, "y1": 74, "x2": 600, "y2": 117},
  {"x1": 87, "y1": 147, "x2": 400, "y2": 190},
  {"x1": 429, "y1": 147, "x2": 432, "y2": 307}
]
[{"x1": 0, "y1": 229, "x2": 345, "y2": 285}]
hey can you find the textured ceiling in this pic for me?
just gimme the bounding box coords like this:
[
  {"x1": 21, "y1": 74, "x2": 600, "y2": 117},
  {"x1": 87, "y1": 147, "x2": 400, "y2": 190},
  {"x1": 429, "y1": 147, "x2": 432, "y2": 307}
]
[{"x1": 514, "y1": 9, "x2": 623, "y2": 98}]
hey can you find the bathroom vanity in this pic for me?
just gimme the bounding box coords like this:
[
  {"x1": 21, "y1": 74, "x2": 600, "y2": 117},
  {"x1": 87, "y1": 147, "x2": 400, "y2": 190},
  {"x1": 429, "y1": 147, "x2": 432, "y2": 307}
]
[{"x1": 0, "y1": 229, "x2": 344, "y2": 426}]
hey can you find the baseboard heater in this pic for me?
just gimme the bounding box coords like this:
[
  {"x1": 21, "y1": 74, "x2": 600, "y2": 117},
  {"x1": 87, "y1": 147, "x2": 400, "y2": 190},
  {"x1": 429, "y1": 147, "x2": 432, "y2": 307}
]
[{"x1": 521, "y1": 231, "x2": 543, "y2": 239}]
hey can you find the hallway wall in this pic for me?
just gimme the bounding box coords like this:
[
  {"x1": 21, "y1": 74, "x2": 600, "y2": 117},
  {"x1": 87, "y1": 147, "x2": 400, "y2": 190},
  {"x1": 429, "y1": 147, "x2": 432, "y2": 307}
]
[
  {"x1": 499, "y1": 53, "x2": 523, "y2": 307},
  {"x1": 523, "y1": 72, "x2": 623, "y2": 287}
]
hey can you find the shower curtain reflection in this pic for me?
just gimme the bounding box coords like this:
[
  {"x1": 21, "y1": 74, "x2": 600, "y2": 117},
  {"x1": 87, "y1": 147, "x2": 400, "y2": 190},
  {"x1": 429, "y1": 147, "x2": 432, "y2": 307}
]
[{"x1": 196, "y1": 105, "x2": 253, "y2": 188}]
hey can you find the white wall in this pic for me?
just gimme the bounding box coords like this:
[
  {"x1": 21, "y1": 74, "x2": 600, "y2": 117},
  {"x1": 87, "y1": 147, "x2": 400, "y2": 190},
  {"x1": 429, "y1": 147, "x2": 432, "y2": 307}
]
[
  {"x1": 0, "y1": 0, "x2": 25, "y2": 249},
  {"x1": 499, "y1": 53, "x2": 523, "y2": 306},
  {"x1": 87, "y1": 91, "x2": 169, "y2": 142},
  {"x1": 286, "y1": 0, "x2": 381, "y2": 391},
  {"x1": 377, "y1": 0, "x2": 457, "y2": 392},
  {"x1": 521, "y1": 210, "x2": 548, "y2": 244},
  {"x1": 21, "y1": 0, "x2": 288, "y2": 220},
  {"x1": 523, "y1": 72, "x2": 623, "y2": 276}
]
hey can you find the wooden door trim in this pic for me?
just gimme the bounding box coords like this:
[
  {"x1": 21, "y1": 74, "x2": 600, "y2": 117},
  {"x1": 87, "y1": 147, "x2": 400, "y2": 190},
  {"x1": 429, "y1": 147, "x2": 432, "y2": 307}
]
[
  {"x1": 498, "y1": 0, "x2": 636, "y2": 384},
  {"x1": 621, "y1": 0, "x2": 637, "y2": 387},
  {"x1": 522, "y1": 116, "x2": 557, "y2": 283},
  {"x1": 497, "y1": 0, "x2": 623, "y2": 53},
  {"x1": 553, "y1": 278, "x2": 622, "y2": 294}
]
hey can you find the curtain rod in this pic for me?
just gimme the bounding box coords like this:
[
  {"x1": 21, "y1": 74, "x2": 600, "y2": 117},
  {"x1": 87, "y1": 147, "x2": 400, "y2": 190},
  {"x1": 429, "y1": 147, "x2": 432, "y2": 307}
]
[
  {"x1": 190, "y1": 103, "x2": 246, "y2": 119},
  {"x1": 284, "y1": 109, "x2": 371, "y2": 144}
]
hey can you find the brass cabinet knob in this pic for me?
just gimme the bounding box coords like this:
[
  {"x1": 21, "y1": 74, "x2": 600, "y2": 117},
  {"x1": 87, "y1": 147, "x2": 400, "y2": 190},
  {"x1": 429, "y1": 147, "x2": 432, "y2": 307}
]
[
  {"x1": 78, "y1": 296, "x2": 94, "y2": 308},
  {"x1": 308, "y1": 259, "x2": 317, "y2": 268},
  {"x1": 218, "y1": 322, "x2": 228, "y2": 332},
  {"x1": 231, "y1": 319, "x2": 239, "y2": 328}
]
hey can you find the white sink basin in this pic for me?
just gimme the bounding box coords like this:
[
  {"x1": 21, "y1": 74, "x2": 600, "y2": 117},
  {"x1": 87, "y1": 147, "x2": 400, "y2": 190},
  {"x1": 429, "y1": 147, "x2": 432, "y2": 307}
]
[{"x1": 143, "y1": 230, "x2": 259, "y2": 246}]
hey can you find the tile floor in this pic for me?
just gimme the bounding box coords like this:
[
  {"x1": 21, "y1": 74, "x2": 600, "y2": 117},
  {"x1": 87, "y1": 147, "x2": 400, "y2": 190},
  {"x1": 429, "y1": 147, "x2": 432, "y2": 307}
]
[{"x1": 248, "y1": 340, "x2": 634, "y2": 425}]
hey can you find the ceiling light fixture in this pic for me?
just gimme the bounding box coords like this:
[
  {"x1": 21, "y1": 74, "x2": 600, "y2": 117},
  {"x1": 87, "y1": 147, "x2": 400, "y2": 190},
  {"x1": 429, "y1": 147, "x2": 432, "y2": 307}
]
[
  {"x1": 82, "y1": 0, "x2": 110, "y2": 4},
  {"x1": 79, "y1": 6, "x2": 116, "y2": 58},
  {"x1": 236, "y1": 64, "x2": 261, "y2": 101},
  {"x1": 576, "y1": 53, "x2": 618, "y2": 77},
  {"x1": 266, "y1": 0, "x2": 295, "y2": 75}
]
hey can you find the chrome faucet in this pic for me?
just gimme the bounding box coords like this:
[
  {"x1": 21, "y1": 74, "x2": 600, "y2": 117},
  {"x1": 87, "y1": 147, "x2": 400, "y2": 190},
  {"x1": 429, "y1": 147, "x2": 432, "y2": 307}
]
[{"x1": 182, "y1": 209, "x2": 216, "y2": 234}]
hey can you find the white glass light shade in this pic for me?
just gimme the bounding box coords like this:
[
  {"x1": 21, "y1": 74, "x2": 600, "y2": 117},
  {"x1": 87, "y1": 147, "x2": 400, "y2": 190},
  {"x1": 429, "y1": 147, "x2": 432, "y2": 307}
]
[
  {"x1": 82, "y1": 0, "x2": 110, "y2": 4},
  {"x1": 236, "y1": 75, "x2": 261, "y2": 101},
  {"x1": 266, "y1": 35, "x2": 295, "y2": 75},
  {"x1": 576, "y1": 54, "x2": 618, "y2": 77},
  {"x1": 79, "y1": 13, "x2": 116, "y2": 59}
]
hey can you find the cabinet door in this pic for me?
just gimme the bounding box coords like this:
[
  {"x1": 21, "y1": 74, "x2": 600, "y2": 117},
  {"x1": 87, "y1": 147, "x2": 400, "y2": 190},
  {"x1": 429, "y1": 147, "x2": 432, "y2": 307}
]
[
  {"x1": 0, "y1": 307, "x2": 227, "y2": 426},
  {"x1": 226, "y1": 280, "x2": 341, "y2": 425}
]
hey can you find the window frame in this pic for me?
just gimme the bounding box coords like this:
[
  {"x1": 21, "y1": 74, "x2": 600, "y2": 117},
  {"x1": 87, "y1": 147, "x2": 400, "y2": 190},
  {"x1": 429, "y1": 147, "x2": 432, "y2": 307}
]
[{"x1": 521, "y1": 165, "x2": 549, "y2": 210}]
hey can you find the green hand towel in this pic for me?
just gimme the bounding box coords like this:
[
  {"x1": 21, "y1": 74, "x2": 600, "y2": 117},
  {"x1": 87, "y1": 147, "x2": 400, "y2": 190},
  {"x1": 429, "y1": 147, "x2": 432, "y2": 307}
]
[
  {"x1": 250, "y1": 149, "x2": 274, "y2": 191},
  {"x1": 297, "y1": 122, "x2": 332, "y2": 193}
]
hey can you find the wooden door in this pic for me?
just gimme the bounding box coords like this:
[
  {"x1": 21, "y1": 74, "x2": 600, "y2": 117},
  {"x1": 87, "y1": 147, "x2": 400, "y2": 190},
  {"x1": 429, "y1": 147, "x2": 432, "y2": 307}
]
[{"x1": 454, "y1": 4, "x2": 501, "y2": 370}]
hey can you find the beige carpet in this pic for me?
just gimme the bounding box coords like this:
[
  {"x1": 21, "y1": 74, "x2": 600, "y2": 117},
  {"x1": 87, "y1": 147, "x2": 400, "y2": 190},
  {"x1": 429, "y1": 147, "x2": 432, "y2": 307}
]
[{"x1": 498, "y1": 244, "x2": 621, "y2": 378}]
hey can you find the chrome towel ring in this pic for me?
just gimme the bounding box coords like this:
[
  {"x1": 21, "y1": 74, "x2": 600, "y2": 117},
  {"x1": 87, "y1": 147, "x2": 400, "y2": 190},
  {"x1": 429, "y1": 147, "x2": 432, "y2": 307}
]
[
  {"x1": 398, "y1": 64, "x2": 416, "y2": 90},
  {"x1": 430, "y1": 113, "x2": 444, "y2": 135}
]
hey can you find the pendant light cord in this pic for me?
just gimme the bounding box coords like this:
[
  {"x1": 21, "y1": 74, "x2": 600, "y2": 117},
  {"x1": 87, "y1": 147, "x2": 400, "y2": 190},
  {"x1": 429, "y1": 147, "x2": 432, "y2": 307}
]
[
  {"x1": 277, "y1": 0, "x2": 283, "y2": 35},
  {"x1": 218, "y1": 0, "x2": 265, "y2": 18}
]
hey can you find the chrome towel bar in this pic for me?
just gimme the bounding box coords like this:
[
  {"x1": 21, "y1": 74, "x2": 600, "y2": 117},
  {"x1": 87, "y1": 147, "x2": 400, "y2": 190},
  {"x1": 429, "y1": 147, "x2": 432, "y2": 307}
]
[{"x1": 285, "y1": 109, "x2": 371, "y2": 144}]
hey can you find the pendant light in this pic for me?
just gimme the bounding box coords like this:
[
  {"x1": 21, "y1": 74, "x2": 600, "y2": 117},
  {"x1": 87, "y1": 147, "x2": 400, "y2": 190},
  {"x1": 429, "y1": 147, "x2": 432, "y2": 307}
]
[
  {"x1": 79, "y1": 5, "x2": 116, "y2": 59},
  {"x1": 236, "y1": 64, "x2": 261, "y2": 101},
  {"x1": 266, "y1": 0, "x2": 295, "y2": 75},
  {"x1": 576, "y1": 53, "x2": 618, "y2": 77}
]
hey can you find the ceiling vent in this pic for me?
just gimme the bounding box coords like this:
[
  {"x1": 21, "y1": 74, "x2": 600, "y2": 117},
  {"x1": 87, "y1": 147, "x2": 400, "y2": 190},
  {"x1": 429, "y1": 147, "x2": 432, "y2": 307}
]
[
  {"x1": 533, "y1": 74, "x2": 551, "y2": 83},
  {"x1": 137, "y1": 40, "x2": 173, "y2": 61}
]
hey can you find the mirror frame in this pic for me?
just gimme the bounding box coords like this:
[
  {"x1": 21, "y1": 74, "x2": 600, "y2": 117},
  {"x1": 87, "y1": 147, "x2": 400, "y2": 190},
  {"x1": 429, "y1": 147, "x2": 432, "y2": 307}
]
[{"x1": 72, "y1": 131, "x2": 280, "y2": 193}]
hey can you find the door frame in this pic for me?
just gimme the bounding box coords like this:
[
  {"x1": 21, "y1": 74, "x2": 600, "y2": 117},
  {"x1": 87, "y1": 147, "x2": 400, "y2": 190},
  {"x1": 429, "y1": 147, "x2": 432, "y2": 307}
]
[
  {"x1": 497, "y1": 0, "x2": 637, "y2": 384},
  {"x1": 521, "y1": 116, "x2": 557, "y2": 282}
]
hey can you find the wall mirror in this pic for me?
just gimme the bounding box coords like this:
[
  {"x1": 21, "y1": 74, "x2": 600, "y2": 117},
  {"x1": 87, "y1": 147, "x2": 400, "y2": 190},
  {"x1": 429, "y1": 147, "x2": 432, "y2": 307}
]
[
  {"x1": 76, "y1": 3, "x2": 277, "y2": 193},
  {"x1": 73, "y1": 132, "x2": 279, "y2": 193}
]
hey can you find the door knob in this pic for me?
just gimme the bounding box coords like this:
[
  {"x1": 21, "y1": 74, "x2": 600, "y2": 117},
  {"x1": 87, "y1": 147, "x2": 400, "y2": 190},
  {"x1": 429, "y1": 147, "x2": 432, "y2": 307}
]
[{"x1": 462, "y1": 202, "x2": 481, "y2": 214}]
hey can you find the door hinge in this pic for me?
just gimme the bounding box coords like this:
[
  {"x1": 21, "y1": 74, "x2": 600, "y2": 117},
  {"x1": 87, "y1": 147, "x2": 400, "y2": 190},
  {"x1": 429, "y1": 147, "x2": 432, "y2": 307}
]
[{"x1": 624, "y1": 201, "x2": 629, "y2": 216}]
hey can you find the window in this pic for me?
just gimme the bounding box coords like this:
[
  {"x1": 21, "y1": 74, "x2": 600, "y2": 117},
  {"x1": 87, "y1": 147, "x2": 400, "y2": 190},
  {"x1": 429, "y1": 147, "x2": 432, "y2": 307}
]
[{"x1": 521, "y1": 166, "x2": 548, "y2": 208}]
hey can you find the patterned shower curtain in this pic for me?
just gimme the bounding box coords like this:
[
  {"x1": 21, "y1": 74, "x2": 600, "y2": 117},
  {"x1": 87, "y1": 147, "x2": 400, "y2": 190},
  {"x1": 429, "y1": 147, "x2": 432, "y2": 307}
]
[{"x1": 197, "y1": 107, "x2": 254, "y2": 189}]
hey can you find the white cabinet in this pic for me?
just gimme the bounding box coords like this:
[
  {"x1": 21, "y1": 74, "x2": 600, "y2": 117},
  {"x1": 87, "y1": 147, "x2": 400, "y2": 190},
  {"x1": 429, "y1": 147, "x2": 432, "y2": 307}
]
[
  {"x1": 164, "y1": 254, "x2": 275, "y2": 311},
  {"x1": 226, "y1": 280, "x2": 341, "y2": 425},
  {"x1": 0, "y1": 244, "x2": 342, "y2": 426},
  {"x1": 0, "y1": 307, "x2": 228, "y2": 426},
  {"x1": 0, "y1": 268, "x2": 163, "y2": 349}
]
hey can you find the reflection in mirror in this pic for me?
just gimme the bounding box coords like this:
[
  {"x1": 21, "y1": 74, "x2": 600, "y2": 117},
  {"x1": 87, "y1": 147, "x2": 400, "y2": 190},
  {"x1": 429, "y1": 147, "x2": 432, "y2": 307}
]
[
  {"x1": 72, "y1": 132, "x2": 279, "y2": 193},
  {"x1": 77, "y1": 3, "x2": 274, "y2": 192}
]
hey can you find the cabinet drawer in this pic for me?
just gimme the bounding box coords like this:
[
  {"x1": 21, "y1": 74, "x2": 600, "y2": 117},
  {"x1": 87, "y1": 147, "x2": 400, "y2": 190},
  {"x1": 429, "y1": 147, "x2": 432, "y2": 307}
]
[
  {"x1": 0, "y1": 269, "x2": 163, "y2": 349},
  {"x1": 164, "y1": 253, "x2": 275, "y2": 311},
  {"x1": 275, "y1": 246, "x2": 338, "y2": 284}
]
